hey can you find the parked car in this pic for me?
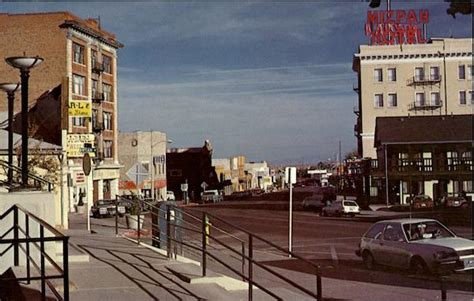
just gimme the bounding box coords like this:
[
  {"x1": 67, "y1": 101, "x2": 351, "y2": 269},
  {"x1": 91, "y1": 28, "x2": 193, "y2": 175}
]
[
  {"x1": 166, "y1": 191, "x2": 176, "y2": 201},
  {"x1": 440, "y1": 196, "x2": 469, "y2": 208},
  {"x1": 201, "y1": 190, "x2": 223, "y2": 203},
  {"x1": 409, "y1": 195, "x2": 434, "y2": 209},
  {"x1": 91, "y1": 199, "x2": 126, "y2": 218},
  {"x1": 321, "y1": 200, "x2": 360, "y2": 217},
  {"x1": 356, "y1": 218, "x2": 474, "y2": 275},
  {"x1": 302, "y1": 195, "x2": 326, "y2": 212}
]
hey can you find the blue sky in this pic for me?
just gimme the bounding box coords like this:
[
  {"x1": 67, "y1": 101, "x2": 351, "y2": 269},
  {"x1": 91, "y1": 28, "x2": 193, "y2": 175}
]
[{"x1": 1, "y1": 1, "x2": 471, "y2": 165}]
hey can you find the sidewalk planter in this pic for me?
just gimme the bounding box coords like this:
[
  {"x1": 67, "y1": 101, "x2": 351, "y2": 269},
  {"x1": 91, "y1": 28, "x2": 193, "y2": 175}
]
[
  {"x1": 126, "y1": 214, "x2": 145, "y2": 230},
  {"x1": 75, "y1": 205, "x2": 86, "y2": 214}
]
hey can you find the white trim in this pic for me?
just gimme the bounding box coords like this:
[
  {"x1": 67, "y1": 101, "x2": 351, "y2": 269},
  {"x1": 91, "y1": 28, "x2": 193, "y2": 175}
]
[{"x1": 361, "y1": 133, "x2": 374, "y2": 138}]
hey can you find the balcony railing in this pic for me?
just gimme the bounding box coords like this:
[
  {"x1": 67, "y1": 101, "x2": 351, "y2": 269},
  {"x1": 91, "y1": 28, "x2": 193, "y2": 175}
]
[
  {"x1": 407, "y1": 75, "x2": 442, "y2": 86},
  {"x1": 408, "y1": 100, "x2": 443, "y2": 111},
  {"x1": 92, "y1": 122, "x2": 104, "y2": 133},
  {"x1": 352, "y1": 83, "x2": 359, "y2": 93},
  {"x1": 92, "y1": 61, "x2": 104, "y2": 74},
  {"x1": 396, "y1": 158, "x2": 432, "y2": 172},
  {"x1": 92, "y1": 91, "x2": 104, "y2": 103}
]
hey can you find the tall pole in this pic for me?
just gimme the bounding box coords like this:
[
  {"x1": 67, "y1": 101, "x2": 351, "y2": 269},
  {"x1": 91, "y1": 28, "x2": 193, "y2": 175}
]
[
  {"x1": 20, "y1": 70, "x2": 30, "y2": 187},
  {"x1": 151, "y1": 131, "x2": 155, "y2": 201},
  {"x1": 384, "y1": 144, "x2": 389, "y2": 207},
  {"x1": 289, "y1": 180, "x2": 293, "y2": 256},
  {"x1": 7, "y1": 91, "x2": 14, "y2": 185}
]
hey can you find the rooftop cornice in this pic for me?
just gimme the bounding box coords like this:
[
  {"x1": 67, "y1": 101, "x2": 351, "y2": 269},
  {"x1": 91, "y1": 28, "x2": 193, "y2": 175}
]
[{"x1": 60, "y1": 20, "x2": 124, "y2": 49}]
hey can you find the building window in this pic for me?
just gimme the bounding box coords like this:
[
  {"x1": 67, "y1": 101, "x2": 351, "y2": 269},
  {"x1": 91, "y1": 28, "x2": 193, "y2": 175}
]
[
  {"x1": 430, "y1": 92, "x2": 440, "y2": 106},
  {"x1": 103, "y1": 83, "x2": 112, "y2": 102},
  {"x1": 447, "y1": 151, "x2": 459, "y2": 171},
  {"x1": 459, "y1": 91, "x2": 466, "y2": 105},
  {"x1": 430, "y1": 66, "x2": 440, "y2": 80},
  {"x1": 374, "y1": 68, "x2": 383, "y2": 82},
  {"x1": 388, "y1": 93, "x2": 397, "y2": 107},
  {"x1": 398, "y1": 153, "x2": 409, "y2": 172},
  {"x1": 470, "y1": 91, "x2": 474, "y2": 104},
  {"x1": 387, "y1": 68, "x2": 396, "y2": 82},
  {"x1": 103, "y1": 111, "x2": 112, "y2": 130},
  {"x1": 468, "y1": 65, "x2": 473, "y2": 80},
  {"x1": 103, "y1": 140, "x2": 113, "y2": 158},
  {"x1": 415, "y1": 67, "x2": 424, "y2": 81},
  {"x1": 73, "y1": 43, "x2": 84, "y2": 65},
  {"x1": 374, "y1": 94, "x2": 383, "y2": 107},
  {"x1": 72, "y1": 117, "x2": 86, "y2": 127},
  {"x1": 103, "y1": 55, "x2": 112, "y2": 74},
  {"x1": 72, "y1": 74, "x2": 85, "y2": 95},
  {"x1": 459, "y1": 65, "x2": 466, "y2": 80},
  {"x1": 415, "y1": 92, "x2": 425, "y2": 106}
]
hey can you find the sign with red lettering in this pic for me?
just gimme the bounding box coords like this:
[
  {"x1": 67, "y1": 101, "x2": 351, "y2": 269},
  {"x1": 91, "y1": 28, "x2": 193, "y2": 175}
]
[{"x1": 365, "y1": 10, "x2": 429, "y2": 45}]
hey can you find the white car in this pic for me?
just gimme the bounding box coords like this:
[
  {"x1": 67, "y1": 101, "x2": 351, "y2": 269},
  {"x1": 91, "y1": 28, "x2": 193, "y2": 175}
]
[
  {"x1": 321, "y1": 200, "x2": 360, "y2": 217},
  {"x1": 356, "y1": 218, "x2": 474, "y2": 274}
]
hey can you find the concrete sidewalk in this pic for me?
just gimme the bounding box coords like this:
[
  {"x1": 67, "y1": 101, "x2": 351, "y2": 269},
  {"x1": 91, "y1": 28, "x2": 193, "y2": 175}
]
[{"x1": 56, "y1": 212, "x2": 473, "y2": 301}]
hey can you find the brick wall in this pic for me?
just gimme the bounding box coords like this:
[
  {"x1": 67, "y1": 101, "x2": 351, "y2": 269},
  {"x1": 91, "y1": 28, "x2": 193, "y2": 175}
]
[{"x1": 0, "y1": 12, "x2": 69, "y2": 112}]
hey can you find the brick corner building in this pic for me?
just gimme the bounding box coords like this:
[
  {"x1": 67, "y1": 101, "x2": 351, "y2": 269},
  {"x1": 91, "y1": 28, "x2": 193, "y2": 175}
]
[{"x1": 0, "y1": 12, "x2": 124, "y2": 216}]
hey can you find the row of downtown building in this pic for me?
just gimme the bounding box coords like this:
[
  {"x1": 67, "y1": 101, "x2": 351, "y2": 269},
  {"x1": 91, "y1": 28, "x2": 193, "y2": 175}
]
[
  {"x1": 0, "y1": 12, "x2": 274, "y2": 231},
  {"x1": 0, "y1": 11, "x2": 472, "y2": 229}
]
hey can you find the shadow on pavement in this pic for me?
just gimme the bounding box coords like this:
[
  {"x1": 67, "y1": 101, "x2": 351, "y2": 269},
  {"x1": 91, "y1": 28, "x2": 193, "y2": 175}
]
[{"x1": 260, "y1": 258, "x2": 474, "y2": 292}]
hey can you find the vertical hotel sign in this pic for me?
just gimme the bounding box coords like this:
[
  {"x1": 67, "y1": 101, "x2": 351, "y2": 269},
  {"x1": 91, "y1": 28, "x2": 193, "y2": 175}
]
[
  {"x1": 67, "y1": 134, "x2": 96, "y2": 158},
  {"x1": 365, "y1": 10, "x2": 429, "y2": 45}
]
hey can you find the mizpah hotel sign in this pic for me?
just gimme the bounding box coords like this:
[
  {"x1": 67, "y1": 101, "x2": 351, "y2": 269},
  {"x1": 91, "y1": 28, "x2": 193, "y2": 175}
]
[{"x1": 365, "y1": 9, "x2": 429, "y2": 45}]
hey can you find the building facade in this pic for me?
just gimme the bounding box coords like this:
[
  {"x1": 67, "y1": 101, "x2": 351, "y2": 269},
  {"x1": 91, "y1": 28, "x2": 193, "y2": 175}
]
[
  {"x1": 118, "y1": 131, "x2": 168, "y2": 200},
  {"x1": 166, "y1": 140, "x2": 219, "y2": 201},
  {"x1": 0, "y1": 12, "x2": 123, "y2": 215},
  {"x1": 353, "y1": 38, "x2": 473, "y2": 158},
  {"x1": 373, "y1": 115, "x2": 472, "y2": 204}
]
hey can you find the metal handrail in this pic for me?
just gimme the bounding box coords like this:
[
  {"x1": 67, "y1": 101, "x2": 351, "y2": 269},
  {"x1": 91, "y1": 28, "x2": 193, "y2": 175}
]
[
  {"x1": 185, "y1": 208, "x2": 322, "y2": 300},
  {"x1": 0, "y1": 204, "x2": 69, "y2": 301},
  {"x1": 0, "y1": 159, "x2": 54, "y2": 191}
]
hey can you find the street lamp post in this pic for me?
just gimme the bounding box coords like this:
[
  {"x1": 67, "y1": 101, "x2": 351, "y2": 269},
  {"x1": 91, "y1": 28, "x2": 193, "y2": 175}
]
[
  {"x1": 150, "y1": 131, "x2": 172, "y2": 201},
  {"x1": 5, "y1": 56, "x2": 43, "y2": 187},
  {"x1": 0, "y1": 82, "x2": 21, "y2": 185}
]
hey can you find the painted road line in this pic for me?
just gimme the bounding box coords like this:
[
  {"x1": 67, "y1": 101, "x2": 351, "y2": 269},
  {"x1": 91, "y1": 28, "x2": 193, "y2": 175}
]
[{"x1": 330, "y1": 244, "x2": 339, "y2": 265}]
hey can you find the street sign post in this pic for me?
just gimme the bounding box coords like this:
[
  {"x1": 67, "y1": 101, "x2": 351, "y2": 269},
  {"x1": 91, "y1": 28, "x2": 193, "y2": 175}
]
[{"x1": 285, "y1": 167, "x2": 296, "y2": 257}]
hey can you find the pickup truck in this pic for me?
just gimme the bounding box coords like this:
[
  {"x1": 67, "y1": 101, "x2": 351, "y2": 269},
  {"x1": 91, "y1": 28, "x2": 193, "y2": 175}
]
[{"x1": 201, "y1": 190, "x2": 223, "y2": 203}]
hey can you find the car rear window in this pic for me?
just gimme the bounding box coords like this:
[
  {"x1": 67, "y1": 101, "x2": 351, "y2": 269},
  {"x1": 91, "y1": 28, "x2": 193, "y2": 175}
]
[{"x1": 343, "y1": 201, "x2": 358, "y2": 207}]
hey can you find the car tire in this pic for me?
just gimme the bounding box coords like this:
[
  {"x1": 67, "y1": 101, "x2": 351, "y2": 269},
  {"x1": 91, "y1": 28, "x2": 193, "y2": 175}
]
[
  {"x1": 410, "y1": 257, "x2": 428, "y2": 276},
  {"x1": 362, "y1": 251, "x2": 376, "y2": 270}
]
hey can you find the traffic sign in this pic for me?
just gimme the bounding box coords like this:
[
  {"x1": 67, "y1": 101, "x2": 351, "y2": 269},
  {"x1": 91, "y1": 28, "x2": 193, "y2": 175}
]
[
  {"x1": 126, "y1": 163, "x2": 149, "y2": 186},
  {"x1": 181, "y1": 183, "x2": 188, "y2": 192}
]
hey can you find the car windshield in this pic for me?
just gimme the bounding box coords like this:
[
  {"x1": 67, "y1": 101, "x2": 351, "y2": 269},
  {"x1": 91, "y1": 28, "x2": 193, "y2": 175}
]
[
  {"x1": 403, "y1": 221, "x2": 455, "y2": 241},
  {"x1": 343, "y1": 201, "x2": 358, "y2": 207}
]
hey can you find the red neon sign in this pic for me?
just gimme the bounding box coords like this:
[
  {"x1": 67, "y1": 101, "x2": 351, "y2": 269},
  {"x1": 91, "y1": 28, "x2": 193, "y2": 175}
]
[{"x1": 365, "y1": 9, "x2": 429, "y2": 45}]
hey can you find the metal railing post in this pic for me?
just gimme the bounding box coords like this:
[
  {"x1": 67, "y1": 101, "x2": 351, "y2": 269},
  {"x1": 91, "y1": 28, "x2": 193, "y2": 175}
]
[
  {"x1": 40, "y1": 225, "x2": 46, "y2": 301},
  {"x1": 137, "y1": 199, "x2": 141, "y2": 244},
  {"x1": 201, "y1": 212, "x2": 207, "y2": 277},
  {"x1": 440, "y1": 276, "x2": 447, "y2": 301},
  {"x1": 316, "y1": 266, "x2": 322, "y2": 301},
  {"x1": 26, "y1": 214, "x2": 30, "y2": 284},
  {"x1": 13, "y1": 206, "x2": 19, "y2": 266},
  {"x1": 115, "y1": 196, "x2": 118, "y2": 236},
  {"x1": 248, "y1": 234, "x2": 253, "y2": 301},
  {"x1": 166, "y1": 205, "x2": 171, "y2": 259},
  {"x1": 63, "y1": 237, "x2": 69, "y2": 301},
  {"x1": 241, "y1": 241, "x2": 245, "y2": 281}
]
